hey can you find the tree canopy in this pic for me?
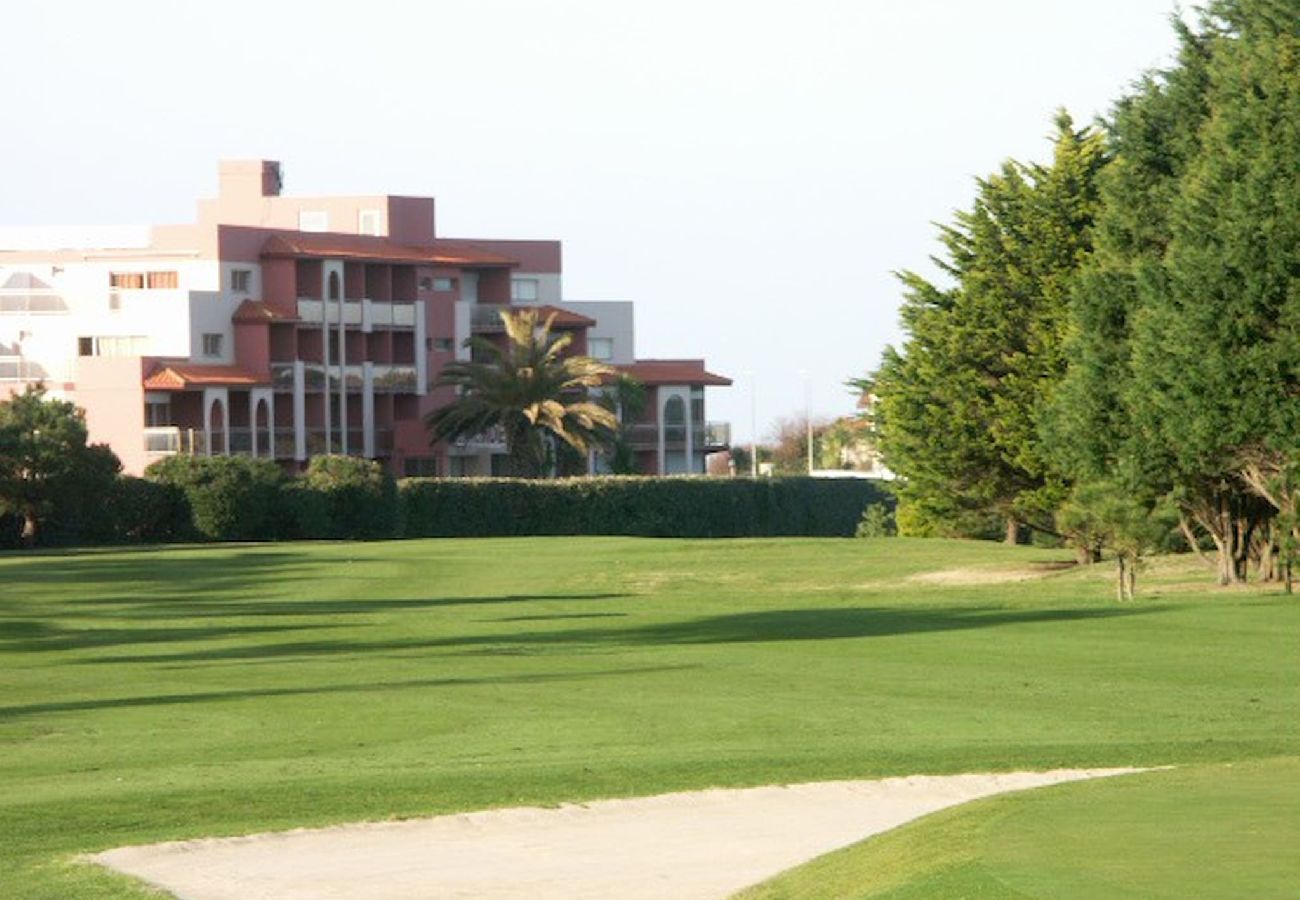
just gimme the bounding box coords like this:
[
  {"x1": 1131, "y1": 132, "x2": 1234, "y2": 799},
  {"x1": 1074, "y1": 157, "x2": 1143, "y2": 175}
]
[
  {"x1": 875, "y1": 1, "x2": 1300, "y2": 588},
  {"x1": 425, "y1": 308, "x2": 619, "y2": 478}
]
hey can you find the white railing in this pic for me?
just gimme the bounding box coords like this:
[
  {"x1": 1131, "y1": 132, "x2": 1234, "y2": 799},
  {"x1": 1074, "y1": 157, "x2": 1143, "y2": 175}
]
[
  {"x1": 704, "y1": 421, "x2": 731, "y2": 447},
  {"x1": 299, "y1": 297, "x2": 414, "y2": 329},
  {"x1": 143, "y1": 426, "x2": 208, "y2": 455}
]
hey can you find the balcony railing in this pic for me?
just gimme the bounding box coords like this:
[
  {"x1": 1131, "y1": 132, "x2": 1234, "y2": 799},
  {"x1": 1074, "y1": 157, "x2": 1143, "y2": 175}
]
[
  {"x1": 704, "y1": 421, "x2": 731, "y2": 448},
  {"x1": 451, "y1": 424, "x2": 507, "y2": 451},
  {"x1": 0, "y1": 356, "x2": 45, "y2": 382},
  {"x1": 470, "y1": 304, "x2": 510, "y2": 332},
  {"x1": 277, "y1": 363, "x2": 418, "y2": 394},
  {"x1": 624, "y1": 421, "x2": 727, "y2": 449},
  {"x1": 297, "y1": 298, "x2": 415, "y2": 329}
]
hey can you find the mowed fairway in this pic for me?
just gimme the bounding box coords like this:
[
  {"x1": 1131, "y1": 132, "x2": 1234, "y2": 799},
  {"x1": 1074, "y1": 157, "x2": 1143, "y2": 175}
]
[{"x1": 1, "y1": 537, "x2": 1297, "y2": 898}]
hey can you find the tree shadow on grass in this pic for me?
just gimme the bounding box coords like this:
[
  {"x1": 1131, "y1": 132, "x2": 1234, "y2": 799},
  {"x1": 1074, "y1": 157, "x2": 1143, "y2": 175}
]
[
  {"x1": 0, "y1": 665, "x2": 695, "y2": 720},
  {"x1": 0, "y1": 620, "x2": 347, "y2": 653},
  {"x1": 75, "y1": 603, "x2": 1166, "y2": 666},
  {"x1": 56, "y1": 593, "x2": 633, "y2": 621}
]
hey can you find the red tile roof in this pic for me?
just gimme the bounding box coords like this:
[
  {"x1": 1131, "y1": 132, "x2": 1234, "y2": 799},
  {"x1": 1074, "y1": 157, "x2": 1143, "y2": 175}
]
[
  {"x1": 615, "y1": 360, "x2": 732, "y2": 387},
  {"x1": 535, "y1": 305, "x2": 597, "y2": 328},
  {"x1": 261, "y1": 233, "x2": 518, "y2": 267},
  {"x1": 232, "y1": 299, "x2": 296, "y2": 323},
  {"x1": 143, "y1": 363, "x2": 268, "y2": 390}
]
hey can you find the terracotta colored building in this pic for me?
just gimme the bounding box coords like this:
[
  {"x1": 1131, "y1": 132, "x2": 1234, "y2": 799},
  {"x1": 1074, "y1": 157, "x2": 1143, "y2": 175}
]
[{"x1": 0, "y1": 161, "x2": 730, "y2": 476}]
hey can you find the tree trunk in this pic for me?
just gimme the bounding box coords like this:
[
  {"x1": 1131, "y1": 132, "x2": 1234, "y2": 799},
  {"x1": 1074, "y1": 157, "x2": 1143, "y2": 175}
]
[
  {"x1": 1005, "y1": 518, "x2": 1021, "y2": 547},
  {"x1": 20, "y1": 507, "x2": 37, "y2": 549},
  {"x1": 1126, "y1": 557, "x2": 1137, "y2": 601},
  {"x1": 1116, "y1": 556, "x2": 1127, "y2": 602}
]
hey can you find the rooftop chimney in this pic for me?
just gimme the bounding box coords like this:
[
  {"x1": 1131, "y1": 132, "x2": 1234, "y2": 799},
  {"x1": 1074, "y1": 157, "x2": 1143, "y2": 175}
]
[{"x1": 218, "y1": 160, "x2": 283, "y2": 199}]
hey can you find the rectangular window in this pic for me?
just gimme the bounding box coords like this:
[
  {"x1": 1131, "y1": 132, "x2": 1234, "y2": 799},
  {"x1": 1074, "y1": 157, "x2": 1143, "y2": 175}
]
[
  {"x1": 589, "y1": 337, "x2": 614, "y2": 361},
  {"x1": 298, "y1": 210, "x2": 329, "y2": 232},
  {"x1": 433, "y1": 337, "x2": 454, "y2": 352},
  {"x1": 511, "y1": 278, "x2": 539, "y2": 302},
  {"x1": 358, "y1": 209, "x2": 383, "y2": 236},
  {"x1": 78, "y1": 335, "x2": 148, "y2": 357},
  {"x1": 145, "y1": 400, "x2": 171, "y2": 427},
  {"x1": 230, "y1": 269, "x2": 252, "y2": 293},
  {"x1": 418, "y1": 276, "x2": 433, "y2": 291},
  {"x1": 109, "y1": 272, "x2": 145, "y2": 290},
  {"x1": 108, "y1": 292, "x2": 122, "y2": 312},
  {"x1": 433, "y1": 277, "x2": 455, "y2": 292},
  {"x1": 109, "y1": 272, "x2": 176, "y2": 289},
  {"x1": 403, "y1": 457, "x2": 439, "y2": 477},
  {"x1": 202, "y1": 333, "x2": 223, "y2": 357}
]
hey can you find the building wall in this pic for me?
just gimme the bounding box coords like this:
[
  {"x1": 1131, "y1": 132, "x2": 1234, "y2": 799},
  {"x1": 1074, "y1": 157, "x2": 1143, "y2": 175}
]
[
  {"x1": 560, "y1": 301, "x2": 634, "y2": 364},
  {"x1": 72, "y1": 356, "x2": 148, "y2": 475}
]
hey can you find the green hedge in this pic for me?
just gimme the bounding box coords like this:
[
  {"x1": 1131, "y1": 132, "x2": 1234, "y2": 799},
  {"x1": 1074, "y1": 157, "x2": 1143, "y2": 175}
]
[
  {"x1": 398, "y1": 477, "x2": 891, "y2": 538},
  {"x1": 6, "y1": 457, "x2": 890, "y2": 548}
]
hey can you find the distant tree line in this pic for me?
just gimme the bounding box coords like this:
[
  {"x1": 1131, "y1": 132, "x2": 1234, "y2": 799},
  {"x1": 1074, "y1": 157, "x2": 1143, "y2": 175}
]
[{"x1": 874, "y1": 1, "x2": 1300, "y2": 592}]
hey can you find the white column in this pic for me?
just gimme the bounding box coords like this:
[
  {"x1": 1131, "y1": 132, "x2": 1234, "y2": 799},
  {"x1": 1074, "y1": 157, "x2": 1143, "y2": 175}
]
[
  {"x1": 293, "y1": 361, "x2": 306, "y2": 462},
  {"x1": 338, "y1": 283, "x2": 348, "y2": 455},
  {"x1": 362, "y1": 362, "x2": 375, "y2": 458},
  {"x1": 415, "y1": 300, "x2": 429, "y2": 394},
  {"x1": 684, "y1": 393, "x2": 695, "y2": 474},
  {"x1": 250, "y1": 388, "x2": 273, "y2": 459},
  {"x1": 657, "y1": 393, "x2": 667, "y2": 476}
]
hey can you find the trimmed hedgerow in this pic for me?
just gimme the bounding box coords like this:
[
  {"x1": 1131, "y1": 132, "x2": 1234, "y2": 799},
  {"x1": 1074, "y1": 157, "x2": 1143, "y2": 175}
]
[
  {"x1": 145, "y1": 455, "x2": 284, "y2": 541},
  {"x1": 397, "y1": 476, "x2": 891, "y2": 539}
]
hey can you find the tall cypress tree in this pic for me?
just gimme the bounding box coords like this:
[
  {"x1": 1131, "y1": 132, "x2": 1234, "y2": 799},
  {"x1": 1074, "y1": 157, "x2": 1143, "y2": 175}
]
[{"x1": 876, "y1": 115, "x2": 1106, "y2": 541}]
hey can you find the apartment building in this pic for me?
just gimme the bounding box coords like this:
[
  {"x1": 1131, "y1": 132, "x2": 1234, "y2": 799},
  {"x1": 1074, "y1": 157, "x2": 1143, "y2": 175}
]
[{"x1": 0, "y1": 160, "x2": 730, "y2": 476}]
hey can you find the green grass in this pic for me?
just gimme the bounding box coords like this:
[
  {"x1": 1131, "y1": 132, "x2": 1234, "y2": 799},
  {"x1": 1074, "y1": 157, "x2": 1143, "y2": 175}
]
[
  {"x1": 1, "y1": 537, "x2": 1297, "y2": 898},
  {"x1": 737, "y1": 758, "x2": 1300, "y2": 898}
]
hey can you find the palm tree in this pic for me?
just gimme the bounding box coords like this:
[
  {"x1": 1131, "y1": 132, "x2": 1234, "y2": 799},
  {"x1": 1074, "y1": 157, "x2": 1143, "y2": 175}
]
[{"x1": 426, "y1": 308, "x2": 619, "y2": 478}]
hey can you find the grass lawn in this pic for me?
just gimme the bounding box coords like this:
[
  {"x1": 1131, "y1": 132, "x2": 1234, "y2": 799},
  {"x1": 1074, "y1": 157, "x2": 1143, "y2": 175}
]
[
  {"x1": 1, "y1": 536, "x2": 1296, "y2": 898},
  {"x1": 738, "y1": 758, "x2": 1300, "y2": 899}
]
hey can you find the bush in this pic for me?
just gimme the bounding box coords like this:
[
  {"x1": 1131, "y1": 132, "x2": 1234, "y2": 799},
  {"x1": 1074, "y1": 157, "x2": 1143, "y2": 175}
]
[
  {"x1": 856, "y1": 504, "x2": 897, "y2": 538},
  {"x1": 302, "y1": 455, "x2": 401, "y2": 540},
  {"x1": 145, "y1": 455, "x2": 284, "y2": 541},
  {"x1": 108, "y1": 477, "x2": 191, "y2": 543},
  {"x1": 399, "y1": 476, "x2": 893, "y2": 539}
]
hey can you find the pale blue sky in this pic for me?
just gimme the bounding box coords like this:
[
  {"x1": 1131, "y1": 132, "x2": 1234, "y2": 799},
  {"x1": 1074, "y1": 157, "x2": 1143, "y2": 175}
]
[{"x1": 1, "y1": 0, "x2": 1186, "y2": 442}]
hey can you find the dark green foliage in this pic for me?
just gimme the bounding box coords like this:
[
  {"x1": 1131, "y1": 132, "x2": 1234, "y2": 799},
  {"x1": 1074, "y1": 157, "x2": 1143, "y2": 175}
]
[
  {"x1": 0, "y1": 385, "x2": 122, "y2": 547},
  {"x1": 145, "y1": 455, "x2": 284, "y2": 541},
  {"x1": 876, "y1": 114, "x2": 1107, "y2": 541},
  {"x1": 399, "y1": 477, "x2": 891, "y2": 538},
  {"x1": 104, "y1": 476, "x2": 191, "y2": 544},
  {"x1": 302, "y1": 455, "x2": 401, "y2": 540},
  {"x1": 855, "y1": 504, "x2": 897, "y2": 538},
  {"x1": 272, "y1": 481, "x2": 331, "y2": 541}
]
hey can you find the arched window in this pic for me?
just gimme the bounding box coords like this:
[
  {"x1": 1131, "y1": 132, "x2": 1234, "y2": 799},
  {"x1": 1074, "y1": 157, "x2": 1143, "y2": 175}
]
[
  {"x1": 663, "y1": 396, "x2": 685, "y2": 424},
  {"x1": 328, "y1": 271, "x2": 341, "y2": 301}
]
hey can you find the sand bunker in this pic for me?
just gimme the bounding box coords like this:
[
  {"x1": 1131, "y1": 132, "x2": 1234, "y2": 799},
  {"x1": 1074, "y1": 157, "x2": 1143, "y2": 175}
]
[
  {"x1": 92, "y1": 767, "x2": 1141, "y2": 899},
  {"x1": 909, "y1": 561, "x2": 1076, "y2": 586}
]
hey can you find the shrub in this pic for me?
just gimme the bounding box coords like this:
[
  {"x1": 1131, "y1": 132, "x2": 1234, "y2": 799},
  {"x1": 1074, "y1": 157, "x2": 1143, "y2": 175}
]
[
  {"x1": 108, "y1": 476, "x2": 191, "y2": 543},
  {"x1": 145, "y1": 455, "x2": 284, "y2": 541},
  {"x1": 856, "y1": 504, "x2": 897, "y2": 538},
  {"x1": 302, "y1": 455, "x2": 400, "y2": 540}
]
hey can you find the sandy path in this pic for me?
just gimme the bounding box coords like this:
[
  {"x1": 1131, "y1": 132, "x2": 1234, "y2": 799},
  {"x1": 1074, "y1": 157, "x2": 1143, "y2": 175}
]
[{"x1": 92, "y1": 768, "x2": 1141, "y2": 900}]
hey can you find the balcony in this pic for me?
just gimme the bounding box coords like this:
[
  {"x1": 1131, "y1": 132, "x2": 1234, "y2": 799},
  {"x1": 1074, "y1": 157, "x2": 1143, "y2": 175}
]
[
  {"x1": 451, "y1": 424, "x2": 507, "y2": 451},
  {"x1": 285, "y1": 363, "x2": 418, "y2": 394},
  {"x1": 0, "y1": 356, "x2": 41, "y2": 382},
  {"x1": 623, "y1": 421, "x2": 728, "y2": 449},
  {"x1": 704, "y1": 421, "x2": 731, "y2": 448},
  {"x1": 144, "y1": 426, "x2": 206, "y2": 456},
  {"x1": 470, "y1": 305, "x2": 510, "y2": 332},
  {"x1": 297, "y1": 298, "x2": 415, "y2": 329}
]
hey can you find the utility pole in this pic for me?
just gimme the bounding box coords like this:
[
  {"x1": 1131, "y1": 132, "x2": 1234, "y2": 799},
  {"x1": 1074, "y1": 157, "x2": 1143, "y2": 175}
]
[{"x1": 804, "y1": 372, "x2": 813, "y2": 475}]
